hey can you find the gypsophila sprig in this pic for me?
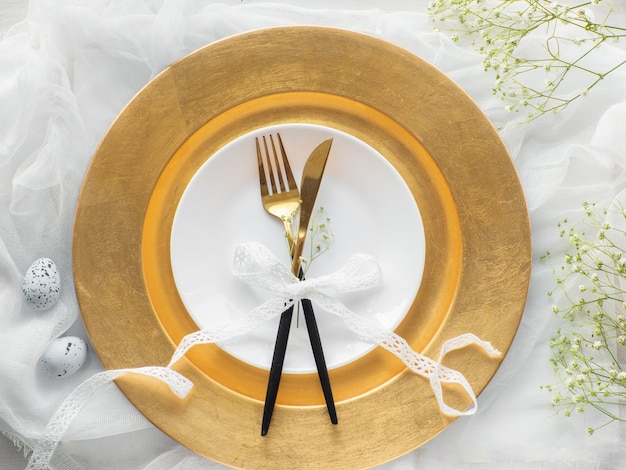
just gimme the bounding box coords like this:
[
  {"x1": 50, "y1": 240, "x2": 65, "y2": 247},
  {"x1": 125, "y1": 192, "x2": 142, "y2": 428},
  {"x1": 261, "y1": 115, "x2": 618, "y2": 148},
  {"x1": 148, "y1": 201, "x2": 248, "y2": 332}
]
[
  {"x1": 428, "y1": 0, "x2": 626, "y2": 122},
  {"x1": 543, "y1": 201, "x2": 626, "y2": 433},
  {"x1": 299, "y1": 206, "x2": 334, "y2": 277},
  {"x1": 293, "y1": 206, "x2": 334, "y2": 327}
]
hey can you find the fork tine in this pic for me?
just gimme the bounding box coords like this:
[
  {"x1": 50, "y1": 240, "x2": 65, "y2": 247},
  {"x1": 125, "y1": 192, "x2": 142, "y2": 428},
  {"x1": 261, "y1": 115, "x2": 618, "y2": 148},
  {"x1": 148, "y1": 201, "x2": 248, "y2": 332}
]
[
  {"x1": 262, "y1": 136, "x2": 278, "y2": 195},
  {"x1": 277, "y1": 133, "x2": 297, "y2": 191},
  {"x1": 256, "y1": 137, "x2": 269, "y2": 198},
  {"x1": 269, "y1": 135, "x2": 287, "y2": 193}
]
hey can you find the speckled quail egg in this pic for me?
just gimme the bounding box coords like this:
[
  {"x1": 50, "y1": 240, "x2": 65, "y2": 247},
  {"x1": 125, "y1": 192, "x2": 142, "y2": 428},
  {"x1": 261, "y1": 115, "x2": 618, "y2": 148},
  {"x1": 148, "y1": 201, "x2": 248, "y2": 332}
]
[
  {"x1": 22, "y1": 257, "x2": 61, "y2": 310},
  {"x1": 40, "y1": 336, "x2": 87, "y2": 378}
]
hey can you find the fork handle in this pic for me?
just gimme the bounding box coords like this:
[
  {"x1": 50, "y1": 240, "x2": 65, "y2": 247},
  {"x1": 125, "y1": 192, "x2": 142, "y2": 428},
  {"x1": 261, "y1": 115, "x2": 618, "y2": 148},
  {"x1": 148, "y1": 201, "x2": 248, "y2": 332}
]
[{"x1": 261, "y1": 306, "x2": 293, "y2": 436}]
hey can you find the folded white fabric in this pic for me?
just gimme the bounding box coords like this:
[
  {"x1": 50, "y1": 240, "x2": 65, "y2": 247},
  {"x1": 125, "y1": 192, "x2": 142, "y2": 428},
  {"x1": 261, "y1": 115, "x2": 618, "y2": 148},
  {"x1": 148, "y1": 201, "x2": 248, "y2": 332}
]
[{"x1": 1, "y1": 0, "x2": 626, "y2": 469}]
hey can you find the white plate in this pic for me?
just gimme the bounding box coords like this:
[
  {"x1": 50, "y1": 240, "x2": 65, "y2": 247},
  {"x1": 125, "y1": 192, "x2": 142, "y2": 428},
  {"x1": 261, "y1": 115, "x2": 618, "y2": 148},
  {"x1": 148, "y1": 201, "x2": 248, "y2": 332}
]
[{"x1": 170, "y1": 123, "x2": 425, "y2": 373}]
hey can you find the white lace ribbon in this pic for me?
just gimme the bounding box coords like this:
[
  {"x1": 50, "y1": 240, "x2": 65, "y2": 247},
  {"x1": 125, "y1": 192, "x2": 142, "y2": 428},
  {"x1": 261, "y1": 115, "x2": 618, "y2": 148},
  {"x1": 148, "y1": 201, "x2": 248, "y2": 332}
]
[
  {"x1": 26, "y1": 367, "x2": 192, "y2": 469},
  {"x1": 171, "y1": 242, "x2": 501, "y2": 415},
  {"x1": 29, "y1": 242, "x2": 499, "y2": 468}
]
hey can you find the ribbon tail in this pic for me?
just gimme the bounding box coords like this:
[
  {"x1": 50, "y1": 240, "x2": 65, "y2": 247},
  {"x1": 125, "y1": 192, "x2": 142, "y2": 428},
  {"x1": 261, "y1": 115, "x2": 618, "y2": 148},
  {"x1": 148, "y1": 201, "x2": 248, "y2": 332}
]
[
  {"x1": 168, "y1": 295, "x2": 296, "y2": 367},
  {"x1": 430, "y1": 333, "x2": 501, "y2": 416},
  {"x1": 438, "y1": 333, "x2": 501, "y2": 360},
  {"x1": 26, "y1": 366, "x2": 192, "y2": 470},
  {"x1": 312, "y1": 292, "x2": 500, "y2": 416},
  {"x1": 376, "y1": 329, "x2": 476, "y2": 416}
]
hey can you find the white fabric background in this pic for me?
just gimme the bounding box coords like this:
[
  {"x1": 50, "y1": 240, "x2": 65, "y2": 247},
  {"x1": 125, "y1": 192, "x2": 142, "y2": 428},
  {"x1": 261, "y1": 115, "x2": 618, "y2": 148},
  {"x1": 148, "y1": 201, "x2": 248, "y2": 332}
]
[{"x1": 1, "y1": 0, "x2": 626, "y2": 468}]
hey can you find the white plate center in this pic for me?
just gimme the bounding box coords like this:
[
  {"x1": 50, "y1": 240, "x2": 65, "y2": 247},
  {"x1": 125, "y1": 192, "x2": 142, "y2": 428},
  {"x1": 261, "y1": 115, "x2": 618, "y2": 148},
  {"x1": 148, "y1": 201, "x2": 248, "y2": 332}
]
[{"x1": 170, "y1": 124, "x2": 425, "y2": 373}]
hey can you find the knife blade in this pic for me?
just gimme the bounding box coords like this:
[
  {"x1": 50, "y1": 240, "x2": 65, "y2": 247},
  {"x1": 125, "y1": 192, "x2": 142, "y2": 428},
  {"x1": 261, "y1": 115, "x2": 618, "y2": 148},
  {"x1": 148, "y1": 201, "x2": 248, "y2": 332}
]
[{"x1": 290, "y1": 138, "x2": 333, "y2": 275}]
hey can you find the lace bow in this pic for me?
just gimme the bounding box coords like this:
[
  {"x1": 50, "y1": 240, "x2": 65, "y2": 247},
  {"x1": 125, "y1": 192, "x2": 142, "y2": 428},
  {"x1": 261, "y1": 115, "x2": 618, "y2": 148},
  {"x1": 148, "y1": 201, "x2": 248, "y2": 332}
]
[{"x1": 171, "y1": 242, "x2": 501, "y2": 415}]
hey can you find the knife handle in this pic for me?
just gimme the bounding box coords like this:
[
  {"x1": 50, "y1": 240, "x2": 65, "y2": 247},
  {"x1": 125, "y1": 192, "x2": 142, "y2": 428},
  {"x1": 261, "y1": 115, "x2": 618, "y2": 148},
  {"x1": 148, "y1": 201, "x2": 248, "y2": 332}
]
[{"x1": 301, "y1": 297, "x2": 338, "y2": 425}]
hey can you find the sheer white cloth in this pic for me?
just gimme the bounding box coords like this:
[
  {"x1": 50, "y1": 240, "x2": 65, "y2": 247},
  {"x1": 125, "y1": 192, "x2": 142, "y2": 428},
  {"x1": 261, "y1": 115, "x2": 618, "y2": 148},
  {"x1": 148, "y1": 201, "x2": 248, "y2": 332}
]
[{"x1": 1, "y1": 0, "x2": 626, "y2": 468}]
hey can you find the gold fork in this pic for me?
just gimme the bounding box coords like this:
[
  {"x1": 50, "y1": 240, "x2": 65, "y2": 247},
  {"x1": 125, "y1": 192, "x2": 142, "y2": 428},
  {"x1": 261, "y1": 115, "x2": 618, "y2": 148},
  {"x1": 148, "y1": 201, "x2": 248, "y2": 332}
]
[
  {"x1": 256, "y1": 134, "x2": 299, "y2": 253},
  {"x1": 255, "y1": 133, "x2": 337, "y2": 435}
]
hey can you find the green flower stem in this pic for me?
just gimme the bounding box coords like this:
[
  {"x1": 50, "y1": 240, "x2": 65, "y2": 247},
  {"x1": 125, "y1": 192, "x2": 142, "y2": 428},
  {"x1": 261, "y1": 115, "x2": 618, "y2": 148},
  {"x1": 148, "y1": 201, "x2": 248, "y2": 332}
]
[
  {"x1": 292, "y1": 206, "x2": 334, "y2": 326},
  {"x1": 428, "y1": 0, "x2": 626, "y2": 122}
]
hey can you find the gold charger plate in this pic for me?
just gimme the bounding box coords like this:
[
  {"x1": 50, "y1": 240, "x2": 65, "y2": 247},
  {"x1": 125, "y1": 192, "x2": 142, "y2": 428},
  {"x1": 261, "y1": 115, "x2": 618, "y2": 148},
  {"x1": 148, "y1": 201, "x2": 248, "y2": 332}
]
[{"x1": 73, "y1": 27, "x2": 531, "y2": 469}]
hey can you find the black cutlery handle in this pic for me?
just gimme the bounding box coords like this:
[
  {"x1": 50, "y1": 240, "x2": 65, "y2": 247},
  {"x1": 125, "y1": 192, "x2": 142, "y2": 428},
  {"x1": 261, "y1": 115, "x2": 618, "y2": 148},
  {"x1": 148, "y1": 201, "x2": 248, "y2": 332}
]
[
  {"x1": 262, "y1": 267, "x2": 337, "y2": 435},
  {"x1": 261, "y1": 306, "x2": 293, "y2": 436},
  {"x1": 261, "y1": 299, "x2": 338, "y2": 435},
  {"x1": 301, "y1": 297, "x2": 338, "y2": 425}
]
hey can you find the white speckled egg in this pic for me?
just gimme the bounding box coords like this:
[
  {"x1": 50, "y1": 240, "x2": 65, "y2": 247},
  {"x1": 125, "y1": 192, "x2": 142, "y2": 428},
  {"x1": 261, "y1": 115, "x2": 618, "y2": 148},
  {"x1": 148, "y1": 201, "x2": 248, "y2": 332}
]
[
  {"x1": 40, "y1": 336, "x2": 87, "y2": 378},
  {"x1": 22, "y1": 257, "x2": 61, "y2": 311}
]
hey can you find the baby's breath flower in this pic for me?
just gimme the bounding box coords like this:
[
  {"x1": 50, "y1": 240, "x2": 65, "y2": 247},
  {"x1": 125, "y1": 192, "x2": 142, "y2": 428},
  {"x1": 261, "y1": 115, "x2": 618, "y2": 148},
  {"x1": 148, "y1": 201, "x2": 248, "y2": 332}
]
[
  {"x1": 300, "y1": 206, "x2": 334, "y2": 276},
  {"x1": 543, "y1": 200, "x2": 626, "y2": 434},
  {"x1": 427, "y1": 0, "x2": 626, "y2": 123}
]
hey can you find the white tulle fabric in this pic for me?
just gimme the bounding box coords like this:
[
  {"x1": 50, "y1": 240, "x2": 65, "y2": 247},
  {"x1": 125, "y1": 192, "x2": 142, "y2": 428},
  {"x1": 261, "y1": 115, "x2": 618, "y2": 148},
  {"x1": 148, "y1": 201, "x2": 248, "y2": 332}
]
[
  {"x1": 2, "y1": 0, "x2": 626, "y2": 469},
  {"x1": 25, "y1": 367, "x2": 193, "y2": 470}
]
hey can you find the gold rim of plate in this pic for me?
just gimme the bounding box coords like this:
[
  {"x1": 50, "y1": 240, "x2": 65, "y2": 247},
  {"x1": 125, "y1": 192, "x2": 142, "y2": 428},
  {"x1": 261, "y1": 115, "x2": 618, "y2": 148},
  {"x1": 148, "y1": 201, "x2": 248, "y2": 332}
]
[{"x1": 73, "y1": 27, "x2": 531, "y2": 469}]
